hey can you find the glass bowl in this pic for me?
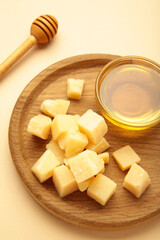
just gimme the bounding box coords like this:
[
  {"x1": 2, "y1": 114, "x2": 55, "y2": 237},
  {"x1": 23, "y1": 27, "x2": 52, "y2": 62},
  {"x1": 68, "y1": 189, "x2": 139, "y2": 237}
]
[{"x1": 95, "y1": 56, "x2": 160, "y2": 130}]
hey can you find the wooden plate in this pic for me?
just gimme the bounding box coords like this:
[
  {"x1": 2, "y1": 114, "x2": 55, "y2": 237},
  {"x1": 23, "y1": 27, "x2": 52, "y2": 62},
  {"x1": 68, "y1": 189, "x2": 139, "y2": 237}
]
[{"x1": 9, "y1": 54, "x2": 160, "y2": 230}]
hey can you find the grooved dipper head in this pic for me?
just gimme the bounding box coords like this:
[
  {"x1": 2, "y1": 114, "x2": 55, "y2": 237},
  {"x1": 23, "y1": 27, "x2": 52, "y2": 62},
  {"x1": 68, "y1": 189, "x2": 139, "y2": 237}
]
[{"x1": 30, "y1": 14, "x2": 58, "y2": 44}]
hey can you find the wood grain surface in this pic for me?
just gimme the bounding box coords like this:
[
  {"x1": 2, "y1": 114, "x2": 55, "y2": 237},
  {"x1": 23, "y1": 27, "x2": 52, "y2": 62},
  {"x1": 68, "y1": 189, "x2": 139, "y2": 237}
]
[{"x1": 8, "y1": 54, "x2": 160, "y2": 230}]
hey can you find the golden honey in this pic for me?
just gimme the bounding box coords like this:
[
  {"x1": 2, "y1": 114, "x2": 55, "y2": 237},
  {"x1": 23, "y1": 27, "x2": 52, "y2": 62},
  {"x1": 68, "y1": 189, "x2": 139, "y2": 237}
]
[{"x1": 96, "y1": 56, "x2": 160, "y2": 130}]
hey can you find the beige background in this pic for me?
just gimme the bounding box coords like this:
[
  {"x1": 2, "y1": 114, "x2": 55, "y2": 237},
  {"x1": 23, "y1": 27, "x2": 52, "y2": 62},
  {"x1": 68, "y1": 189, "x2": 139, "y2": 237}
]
[{"x1": 0, "y1": 0, "x2": 160, "y2": 239}]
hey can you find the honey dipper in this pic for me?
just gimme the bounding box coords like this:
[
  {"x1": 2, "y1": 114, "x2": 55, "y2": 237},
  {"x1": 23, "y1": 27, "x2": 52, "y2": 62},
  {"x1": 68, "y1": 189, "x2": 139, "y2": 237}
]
[{"x1": 0, "y1": 14, "x2": 58, "y2": 77}]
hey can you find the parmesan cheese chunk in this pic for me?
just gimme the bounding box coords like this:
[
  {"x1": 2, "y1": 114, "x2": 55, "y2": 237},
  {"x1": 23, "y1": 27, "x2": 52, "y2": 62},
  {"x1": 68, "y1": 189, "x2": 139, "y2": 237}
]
[
  {"x1": 64, "y1": 130, "x2": 88, "y2": 158},
  {"x1": 98, "y1": 152, "x2": 109, "y2": 164},
  {"x1": 78, "y1": 109, "x2": 108, "y2": 144},
  {"x1": 123, "y1": 163, "x2": 151, "y2": 198},
  {"x1": 51, "y1": 114, "x2": 79, "y2": 140},
  {"x1": 67, "y1": 78, "x2": 85, "y2": 100},
  {"x1": 77, "y1": 177, "x2": 94, "y2": 192},
  {"x1": 27, "y1": 114, "x2": 51, "y2": 139},
  {"x1": 57, "y1": 116, "x2": 80, "y2": 150},
  {"x1": 53, "y1": 165, "x2": 78, "y2": 197},
  {"x1": 31, "y1": 149, "x2": 61, "y2": 183},
  {"x1": 40, "y1": 99, "x2": 70, "y2": 117},
  {"x1": 113, "y1": 145, "x2": 141, "y2": 171},
  {"x1": 68, "y1": 150, "x2": 104, "y2": 183},
  {"x1": 87, "y1": 173, "x2": 117, "y2": 206},
  {"x1": 86, "y1": 137, "x2": 109, "y2": 154}
]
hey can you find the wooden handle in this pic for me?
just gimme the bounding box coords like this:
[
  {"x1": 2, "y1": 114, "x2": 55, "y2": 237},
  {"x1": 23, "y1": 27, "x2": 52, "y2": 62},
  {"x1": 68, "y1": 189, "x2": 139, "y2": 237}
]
[{"x1": 0, "y1": 35, "x2": 37, "y2": 77}]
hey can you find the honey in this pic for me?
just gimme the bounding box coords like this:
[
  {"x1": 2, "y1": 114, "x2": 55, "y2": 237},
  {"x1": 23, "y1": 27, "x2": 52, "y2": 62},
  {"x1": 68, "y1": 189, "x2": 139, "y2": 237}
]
[{"x1": 96, "y1": 57, "x2": 160, "y2": 130}]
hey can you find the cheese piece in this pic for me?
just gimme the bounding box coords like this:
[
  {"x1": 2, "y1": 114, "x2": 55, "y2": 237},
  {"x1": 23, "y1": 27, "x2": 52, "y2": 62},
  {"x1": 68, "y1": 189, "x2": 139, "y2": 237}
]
[
  {"x1": 64, "y1": 130, "x2": 88, "y2": 158},
  {"x1": 78, "y1": 109, "x2": 108, "y2": 144},
  {"x1": 113, "y1": 145, "x2": 141, "y2": 171},
  {"x1": 40, "y1": 99, "x2": 70, "y2": 117},
  {"x1": 53, "y1": 165, "x2": 78, "y2": 197},
  {"x1": 77, "y1": 177, "x2": 94, "y2": 192},
  {"x1": 46, "y1": 139, "x2": 65, "y2": 164},
  {"x1": 27, "y1": 114, "x2": 51, "y2": 139},
  {"x1": 58, "y1": 119, "x2": 80, "y2": 150},
  {"x1": 86, "y1": 137, "x2": 110, "y2": 154},
  {"x1": 67, "y1": 78, "x2": 85, "y2": 100},
  {"x1": 87, "y1": 173, "x2": 117, "y2": 206},
  {"x1": 51, "y1": 114, "x2": 79, "y2": 140},
  {"x1": 31, "y1": 149, "x2": 61, "y2": 183},
  {"x1": 123, "y1": 163, "x2": 151, "y2": 198},
  {"x1": 68, "y1": 150, "x2": 104, "y2": 183},
  {"x1": 98, "y1": 152, "x2": 109, "y2": 164}
]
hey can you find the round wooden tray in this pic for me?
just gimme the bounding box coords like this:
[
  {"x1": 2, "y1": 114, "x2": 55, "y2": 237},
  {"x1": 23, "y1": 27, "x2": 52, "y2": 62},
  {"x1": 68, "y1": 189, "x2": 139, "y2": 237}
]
[{"x1": 9, "y1": 54, "x2": 160, "y2": 230}]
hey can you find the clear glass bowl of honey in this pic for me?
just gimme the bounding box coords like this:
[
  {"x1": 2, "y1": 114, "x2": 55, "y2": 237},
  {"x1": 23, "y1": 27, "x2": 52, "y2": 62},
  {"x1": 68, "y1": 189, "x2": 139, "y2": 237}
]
[{"x1": 95, "y1": 56, "x2": 160, "y2": 130}]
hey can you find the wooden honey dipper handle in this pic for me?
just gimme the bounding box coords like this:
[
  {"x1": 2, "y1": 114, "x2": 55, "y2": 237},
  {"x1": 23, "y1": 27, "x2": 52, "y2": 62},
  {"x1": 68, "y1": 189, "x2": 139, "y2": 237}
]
[
  {"x1": 0, "y1": 36, "x2": 37, "y2": 77},
  {"x1": 0, "y1": 15, "x2": 58, "y2": 78}
]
